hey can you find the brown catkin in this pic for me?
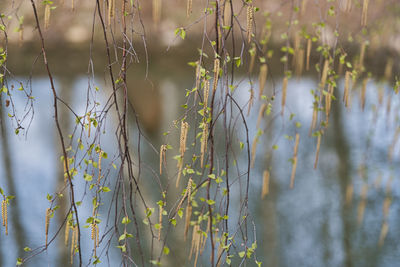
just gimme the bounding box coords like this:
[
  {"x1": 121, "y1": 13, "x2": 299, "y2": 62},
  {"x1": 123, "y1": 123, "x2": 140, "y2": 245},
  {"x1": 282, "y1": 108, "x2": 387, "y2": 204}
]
[
  {"x1": 71, "y1": 0, "x2": 74, "y2": 11},
  {"x1": 361, "y1": 78, "x2": 368, "y2": 110},
  {"x1": 98, "y1": 150, "x2": 102, "y2": 184},
  {"x1": 314, "y1": 134, "x2": 322, "y2": 169},
  {"x1": 159, "y1": 144, "x2": 166, "y2": 175},
  {"x1": 361, "y1": 0, "x2": 369, "y2": 27},
  {"x1": 290, "y1": 133, "x2": 300, "y2": 189},
  {"x1": 309, "y1": 105, "x2": 318, "y2": 136},
  {"x1": 200, "y1": 123, "x2": 208, "y2": 168},
  {"x1": 383, "y1": 197, "x2": 391, "y2": 219},
  {"x1": 359, "y1": 42, "x2": 366, "y2": 70},
  {"x1": 179, "y1": 121, "x2": 189, "y2": 158},
  {"x1": 204, "y1": 79, "x2": 210, "y2": 111},
  {"x1": 44, "y1": 4, "x2": 50, "y2": 29},
  {"x1": 247, "y1": 5, "x2": 253, "y2": 43},
  {"x1": 295, "y1": 49, "x2": 305, "y2": 78},
  {"x1": 259, "y1": 64, "x2": 268, "y2": 98},
  {"x1": 213, "y1": 58, "x2": 220, "y2": 93},
  {"x1": 184, "y1": 205, "x2": 192, "y2": 241},
  {"x1": 2, "y1": 200, "x2": 7, "y2": 235},
  {"x1": 281, "y1": 77, "x2": 288, "y2": 115},
  {"x1": 87, "y1": 113, "x2": 91, "y2": 138},
  {"x1": 261, "y1": 170, "x2": 270, "y2": 199},
  {"x1": 187, "y1": 0, "x2": 192, "y2": 17},
  {"x1": 45, "y1": 208, "x2": 51, "y2": 247},
  {"x1": 158, "y1": 205, "x2": 163, "y2": 241},
  {"x1": 247, "y1": 88, "x2": 254, "y2": 116},
  {"x1": 344, "y1": 71, "x2": 351, "y2": 107},
  {"x1": 306, "y1": 38, "x2": 312, "y2": 71},
  {"x1": 320, "y1": 60, "x2": 329, "y2": 89},
  {"x1": 378, "y1": 221, "x2": 389, "y2": 247},
  {"x1": 357, "y1": 184, "x2": 368, "y2": 225}
]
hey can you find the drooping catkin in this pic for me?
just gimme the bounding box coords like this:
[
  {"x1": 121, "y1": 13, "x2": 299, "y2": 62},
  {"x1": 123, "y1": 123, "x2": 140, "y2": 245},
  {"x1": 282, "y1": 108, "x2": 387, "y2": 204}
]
[
  {"x1": 378, "y1": 221, "x2": 389, "y2": 247},
  {"x1": 176, "y1": 159, "x2": 184, "y2": 187},
  {"x1": 320, "y1": 60, "x2": 329, "y2": 89},
  {"x1": 345, "y1": 183, "x2": 354, "y2": 206},
  {"x1": 325, "y1": 83, "x2": 334, "y2": 122},
  {"x1": 203, "y1": 79, "x2": 210, "y2": 111},
  {"x1": 295, "y1": 49, "x2": 305, "y2": 78},
  {"x1": 159, "y1": 144, "x2": 166, "y2": 175},
  {"x1": 383, "y1": 196, "x2": 391, "y2": 219},
  {"x1": 87, "y1": 112, "x2": 91, "y2": 138},
  {"x1": 290, "y1": 133, "x2": 300, "y2": 189},
  {"x1": 256, "y1": 103, "x2": 267, "y2": 129},
  {"x1": 306, "y1": 38, "x2": 312, "y2": 71},
  {"x1": 250, "y1": 136, "x2": 259, "y2": 168},
  {"x1": 361, "y1": 78, "x2": 368, "y2": 110},
  {"x1": 314, "y1": 134, "x2": 321, "y2": 169},
  {"x1": 309, "y1": 105, "x2": 318, "y2": 136},
  {"x1": 1, "y1": 200, "x2": 7, "y2": 235},
  {"x1": 184, "y1": 205, "x2": 192, "y2": 241},
  {"x1": 359, "y1": 42, "x2": 366, "y2": 70},
  {"x1": 200, "y1": 122, "x2": 208, "y2": 168},
  {"x1": 281, "y1": 77, "x2": 288, "y2": 115},
  {"x1": 98, "y1": 150, "x2": 102, "y2": 184},
  {"x1": 45, "y1": 208, "x2": 52, "y2": 247},
  {"x1": 65, "y1": 222, "x2": 70, "y2": 246},
  {"x1": 108, "y1": 0, "x2": 115, "y2": 26},
  {"x1": 300, "y1": 0, "x2": 308, "y2": 16},
  {"x1": 158, "y1": 205, "x2": 163, "y2": 241},
  {"x1": 357, "y1": 184, "x2": 368, "y2": 225},
  {"x1": 70, "y1": 225, "x2": 78, "y2": 264},
  {"x1": 179, "y1": 121, "x2": 189, "y2": 158},
  {"x1": 340, "y1": 0, "x2": 352, "y2": 12},
  {"x1": 261, "y1": 170, "x2": 270, "y2": 199},
  {"x1": 246, "y1": 5, "x2": 254, "y2": 43},
  {"x1": 44, "y1": 4, "x2": 50, "y2": 29},
  {"x1": 344, "y1": 71, "x2": 351, "y2": 107},
  {"x1": 384, "y1": 59, "x2": 393, "y2": 81},
  {"x1": 187, "y1": 0, "x2": 192, "y2": 17},
  {"x1": 361, "y1": 0, "x2": 369, "y2": 27},
  {"x1": 213, "y1": 58, "x2": 220, "y2": 93},
  {"x1": 259, "y1": 64, "x2": 268, "y2": 98},
  {"x1": 247, "y1": 88, "x2": 254, "y2": 116}
]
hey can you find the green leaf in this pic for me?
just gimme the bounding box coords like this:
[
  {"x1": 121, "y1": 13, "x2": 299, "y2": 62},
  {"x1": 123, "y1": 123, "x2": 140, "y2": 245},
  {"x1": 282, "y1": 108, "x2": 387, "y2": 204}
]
[
  {"x1": 239, "y1": 251, "x2": 245, "y2": 258},
  {"x1": 122, "y1": 216, "x2": 131, "y2": 224},
  {"x1": 23, "y1": 247, "x2": 31, "y2": 252},
  {"x1": 163, "y1": 246, "x2": 170, "y2": 255},
  {"x1": 102, "y1": 186, "x2": 111, "y2": 192}
]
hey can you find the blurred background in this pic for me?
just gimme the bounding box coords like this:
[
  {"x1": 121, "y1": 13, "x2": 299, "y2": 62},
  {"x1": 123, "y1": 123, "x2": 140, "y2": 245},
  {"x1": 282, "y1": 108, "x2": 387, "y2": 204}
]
[{"x1": 0, "y1": 0, "x2": 400, "y2": 266}]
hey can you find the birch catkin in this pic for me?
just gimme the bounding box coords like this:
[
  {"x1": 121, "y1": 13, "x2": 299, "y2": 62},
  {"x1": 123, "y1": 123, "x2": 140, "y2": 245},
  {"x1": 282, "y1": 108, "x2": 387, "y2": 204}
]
[
  {"x1": 361, "y1": 0, "x2": 369, "y2": 27},
  {"x1": 159, "y1": 144, "x2": 166, "y2": 175},
  {"x1": 45, "y1": 208, "x2": 52, "y2": 247},
  {"x1": 187, "y1": 0, "x2": 192, "y2": 17},
  {"x1": 213, "y1": 58, "x2": 220, "y2": 93},
  {"x1": 44, "y1": 4, "x2": 50, "y2": 29},
  {"x1": 108, "y1": 0, "x2": 115, "y2": 26},
  {"x1": 1, "y1": 200, "x2": 7, "y2": 235},
  {"x1": 314, "y1": 134, "x2": 321, "y2": 169},
  {"x1": 261, "y1": 170, "x2": 270, "y2": 199},
  {"x1": 281, "y1": 77, "x2": 288, "y2": 115},
  {"x1": 320, "y1": 60, "x2": 329, "y2": 89},
  {"x1": 344, "y1": 71, "x2": 351, "y2": 107},
  {"x1": 259, "y1": 64, "x2": 268, "y2": 98},
  {"x1": 290, "y1": 133, "x2": 300, "y2": 189},
  {"x1": 306, "y1": 38, "x2": 312, "y2": 71},
  {"x1": 246, "y1": 5, "x2": 254, "y2": 43}
]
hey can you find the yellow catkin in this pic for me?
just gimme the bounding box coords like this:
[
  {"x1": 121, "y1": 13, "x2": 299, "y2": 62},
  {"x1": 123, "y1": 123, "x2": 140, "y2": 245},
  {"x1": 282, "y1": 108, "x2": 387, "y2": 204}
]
[
  {"x1": 361, "y1": 0, "x2": 369, "y2": 27},
  {"x1": 223, "y1": 0, "x2": 231, "y2": 27},
  {"x1": 295, "y1": 49, "x2": 305, "y2": 78},
  {"x1": 204, "y1": 79, "x2": 210, "y2": 113},
  {"x1": 44, "y1": 4, "x2": 50, "y2": 29},
  {"x1": 300, "y1": 0, "x2": 308, "y2": 16},
  {"x1": 388, "y1": 128, "x2": 400, "y2": 161},
  {"x1": 98, "y1": 150, "x2": 102, "y2": 184},
  {"x1": 306, "y1": 38, "x2": 312, "y2": 71},
  {"x1": 176, "y1": 160, "x2": 184, "y2": 188},
  {"x1": 258, "y1": 64, "x2": 268, "y2": 98},
  {"x1": 357, "y1": 184, "x2": 368, "y2": 225},
  {"x1": 108, "y1": 0, "x2": 115, "y2": 26},
  {"x1": 341, "y1": 0, "x2": 352, "y2": 12},
  {"x1": 256, "y1": 103, "x2": 267, "y2": 129},
  {"x1": 247, "y1": 89, "x2": 254, "y2": 116},
  {"x1": 213, "y1": 58, "x2": 220, "y2": 93},
  {"x1": 249, "y1": 44, "x2": 256, "y2": 74},
  {"x1": 179, "y1": 121, "x2": 189, "y2": 158},
  {"x1": 250, "y1": 136, "x2": 259, "y2": 168},
  {"x1": 200, "y1": 123, "x2": 208, "y2": 168},
  {"x1": 1, "y1": 200, "x2": 7, "y2": 235},
  {"x1": 378, "y1": 221, "x2": 388, "y2": 247},
  {"x1": 344, "y1": 71, "x2": 351, "y2": 107},
  {"x1": 325, "y1": 84, "x2": 334, "y2": 123},
  {"x1": 71, "y1": 0, "x2": 74, "y2": 11},
  {"x1": 383, "y1": 197, "x2": 391, "y2": 219},
  {"x1": 290, "y1": 133, "x2": 300, "y2": 189},
  {"x1": 314, "y1": 134, "x2": 321, "y2": 169},
  {"x1": 184, "y1": 205, "x2": 192, "y2": 241},
  {"x1": 65, "y1": 222, "x2": 70, "y2": 246},
  {"x1": 87, "y1": 112, "x2": 91, "y2": 138},
  {"x1": 345, "y1": 183, "x2": 354, "y2": 206},
  {"x1": 309, "y1": 105, "x2": 318, "y2": 136},
  {"x1": 261, "y1": 170, "x2": 270, "y2": 199},
  {"x1": 246, "y1": 5, "x2": 253, "y2": 43},
  {"x1": 158, "y1": 205, "x2": 163, "y2": 241},
  {"x1": 159, "y1": 144, "x2": 166, "y2": 175},
  {"x1": 45, "y1": 208, "x2": 51, "y2": 247},
  {"x1": 187, "y1": 0, "x2": 192, "y2": 17},
  {"x1": 359, "y1": 42, "x2": 366, "y2": 70},
  {"x1": 281, "y1": 77, "x2": 288, "y2": 115},
  {"x1": 361, "y1": 78, "x2": 368, "y2": 110},
  {"x1": 320, "y1": 60, "x2": 329, "y2": 89},
  {"x1": 384, "y1": 59, "x2": 393, "y2": 81}
]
